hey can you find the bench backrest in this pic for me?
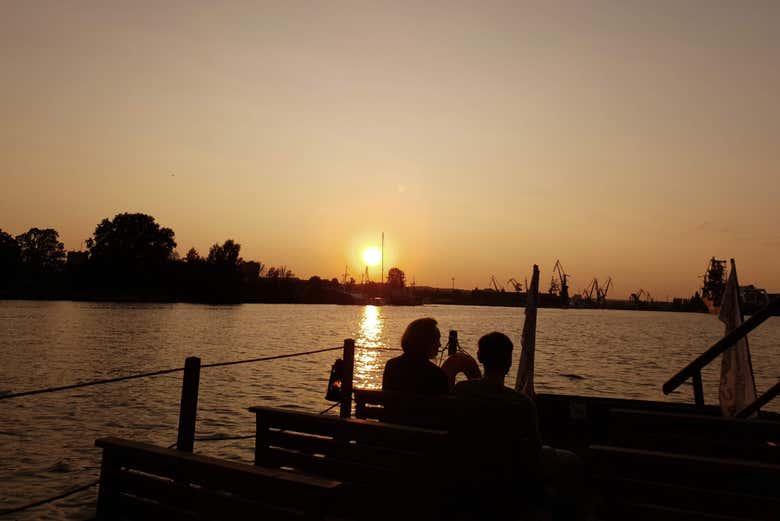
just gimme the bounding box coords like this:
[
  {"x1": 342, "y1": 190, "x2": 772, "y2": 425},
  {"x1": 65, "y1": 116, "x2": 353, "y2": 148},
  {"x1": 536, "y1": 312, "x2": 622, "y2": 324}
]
[
  {"x1": 607, "y1": 408, "x2": 780, "y2": 463},
  {"x1": 250, "y1": 405, "x2": 448, "y2": 480},
  {"x1": 353, "y1": 388, "x2": 463, "y2": 427},
  {"x1": 94, "y1": 437, "x2": 340, "y2": 521},
  {"x1": 590, "y1": 444, "x2": 780, "y2": 521}
]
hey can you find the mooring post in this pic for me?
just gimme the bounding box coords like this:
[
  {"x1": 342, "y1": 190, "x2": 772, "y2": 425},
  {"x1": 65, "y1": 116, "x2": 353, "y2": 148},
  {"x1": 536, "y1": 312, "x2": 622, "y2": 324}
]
[
  {"x1": 448, "y1": 330, "x2": 458, "y2": 356},
  {"x1": 177, "y1": 356, "x2": 201, "y2": 452},
  {"x1": 340, "y1": 339, "x2": 355, "y2": 418}
]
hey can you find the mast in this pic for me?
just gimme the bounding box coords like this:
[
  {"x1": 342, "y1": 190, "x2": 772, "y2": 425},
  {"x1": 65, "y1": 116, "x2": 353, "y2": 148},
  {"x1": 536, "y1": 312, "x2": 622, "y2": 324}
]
[{"x1": 381, "y1": 232, "x2": 384, "y2": 285}]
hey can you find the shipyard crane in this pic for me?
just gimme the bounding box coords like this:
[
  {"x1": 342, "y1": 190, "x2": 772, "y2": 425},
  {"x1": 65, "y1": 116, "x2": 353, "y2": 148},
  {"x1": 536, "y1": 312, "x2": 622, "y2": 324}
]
[
  {"x1": 583, "y1": 278, "x2": 600, "y2": 303},
  {"x1": 630, "y1": 289, "x2": 650, "y2": 304},
  {"x1": 507, "y1": 278, "x2": 524, "y2": 292},
  {"x1": 549, "y1": 260, "x2": 570, "y2": 305},
  {"x1": 490, "y1": 275, "x2": 504, "y2": 292},
  {"x1": 597, "y1": 276, "x2": 613, "y2": 307}
]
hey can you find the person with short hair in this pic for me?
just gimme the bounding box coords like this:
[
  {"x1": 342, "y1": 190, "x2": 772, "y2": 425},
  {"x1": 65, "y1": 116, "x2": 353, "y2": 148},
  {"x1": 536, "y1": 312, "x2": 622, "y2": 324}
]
[
  {"x1": 454, "y1": 331, "x2": 583, "y2": 520},
  {"x1": 453, "y1": 332, "x2": 543, "y2": 496},
  {"x1": 382, "y1": 317, "x2": 449, "y2": 395}
]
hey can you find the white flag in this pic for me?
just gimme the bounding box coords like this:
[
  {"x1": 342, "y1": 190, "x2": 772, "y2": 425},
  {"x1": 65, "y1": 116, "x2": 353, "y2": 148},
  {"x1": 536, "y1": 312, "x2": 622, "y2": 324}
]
[
  {"x1": 718, "y1": 262, "x2": 757, "y2": 417},
  {"x1": 516, "y1": 265, "x2": 539, "y2": 399}
]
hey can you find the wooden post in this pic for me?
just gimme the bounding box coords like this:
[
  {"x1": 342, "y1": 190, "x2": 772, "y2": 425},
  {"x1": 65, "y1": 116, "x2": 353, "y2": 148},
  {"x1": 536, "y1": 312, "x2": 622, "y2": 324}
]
[
  {"x1": 340, "y1": 339, "x2": 355, "y2": 419},
  {"x1": 95, "y1": 450, "x2": 120, "y2": 521},
  {"x1": 448, "y1": 330, "x2": 458, "y2": 356},
  {"x1": 692, "y1": 370, "x2": 705, "y2": 407},
  {"x1": 177, "y1": 356, "x2": 201, "y2": 452}
]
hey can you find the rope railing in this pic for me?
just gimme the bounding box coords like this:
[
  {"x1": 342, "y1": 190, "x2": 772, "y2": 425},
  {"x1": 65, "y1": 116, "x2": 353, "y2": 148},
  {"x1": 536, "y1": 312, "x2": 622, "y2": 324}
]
[
  {"x1": 0, "y1": 340, "x2": 364, "y2": 516},
  {"x1": 0, "y1": 400, "x2": 341, "y2": 516},
  {"x1": 0, "y1": 345, "x2": 373, "y2": 401},
  {"x1": 0, "y1": 479, "x2": 100, "y2": 517}
]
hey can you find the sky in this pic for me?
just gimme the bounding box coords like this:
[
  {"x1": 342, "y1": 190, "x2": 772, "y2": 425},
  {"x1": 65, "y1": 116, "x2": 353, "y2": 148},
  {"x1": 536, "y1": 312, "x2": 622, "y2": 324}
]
[{"x1": 1, "y1": 1, "x2": 779, "y2": 299}]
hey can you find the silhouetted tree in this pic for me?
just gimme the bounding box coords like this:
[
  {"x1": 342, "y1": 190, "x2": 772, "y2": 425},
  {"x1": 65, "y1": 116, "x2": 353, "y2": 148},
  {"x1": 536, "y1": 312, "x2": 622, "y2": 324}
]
[
  {"x1": 185, "y1": 247, "x2": 202, "y2": 263},
  {"x1": 15, "y1": 228, "x2": 65, "y2": 272},
  {"x1": 207, "y1": 240, "x2": 241, "y2": 267},
  {"x1": 387, "y1": 267, "x2": 406, "y2": 288},
  {"x1": 266, "y1": 266, "x2": 294, "y2": 279},
  {"x1": 0, "y1": 229, "x2": 20, "y2": 284},
  {"x1": 87, "y1": 213, "x2": 176, "y2": 270},
  {"x1": 240, "y1": 261, "x2": 263, "y2": 281}
]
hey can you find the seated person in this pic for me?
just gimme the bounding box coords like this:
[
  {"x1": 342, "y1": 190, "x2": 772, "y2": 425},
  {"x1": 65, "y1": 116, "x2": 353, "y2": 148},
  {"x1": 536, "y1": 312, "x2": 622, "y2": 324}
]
[
  {"x1": 452, "y1": 332, "x2": 543, "y2": 518},
  {"x1": 455, "y1": 332, "x2": 583, "y2": 520},
  {"x1": 382, "y1": 317, "x2": 449, "y2": 396}
]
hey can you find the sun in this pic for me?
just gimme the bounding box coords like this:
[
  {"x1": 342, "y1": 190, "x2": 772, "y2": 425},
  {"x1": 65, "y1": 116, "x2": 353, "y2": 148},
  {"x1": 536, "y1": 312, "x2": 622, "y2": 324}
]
[{"x1": 362, "y1": 247, "x2": 381, "y2": 266}]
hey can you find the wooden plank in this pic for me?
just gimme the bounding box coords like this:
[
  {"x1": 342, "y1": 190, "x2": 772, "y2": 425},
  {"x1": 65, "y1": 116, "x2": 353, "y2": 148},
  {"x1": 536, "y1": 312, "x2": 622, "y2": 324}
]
[
  {"x1": 607, "y1": 408, "x2": 780, "y2": 462},
  {"x1": 590, "y1": 445, "x2": 780, "y2": 497},
  {"x1": 95, "y1": 448, "x2": 120, "y2": 521},
  {"x1": 118, "y1": 469, "x2": 309, "y2": 520},
  {"x1": 603, "y1": 501, "x2": 758, "y2": 521},
  {"x1": 264, "y1": 429, "x2": 425, "y2": 469},
  {"x1": 594, "y1": 476, "x2": 780, "y2": 521},
  {"x1": 119, "y1": 493, "x2": 206, "y2": 521},
  {"x1": 257, "y1": 446, "x2": 400, "y2": 484},
  {"x1": 95, "y1": 437, "x2": 341, "y2": 502},
  {"x1": 352, "y1": 389, "x2": 462, "y2": 427},
  {"x1": 249, "y1": 406, "x2": 448, "y2": 450}
]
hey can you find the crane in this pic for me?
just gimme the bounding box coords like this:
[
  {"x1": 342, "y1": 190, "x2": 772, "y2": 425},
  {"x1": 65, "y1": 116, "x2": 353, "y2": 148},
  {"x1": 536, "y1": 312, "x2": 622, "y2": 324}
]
[
  {"x1": 583, "y1": 278, "x2": 599, "y2": 303},
  {"x1": 629, "y1": 289, "x2": 651, "y2": 304},
  {"x1": 549, "y1": 260, "x2": 570, "y2": 305},
  {"x1": 507, "y1": 278, "x2": 524, "y2": 292},
  {"x1": 597, "y1": 276, "x2": 613, "y2": 306},
  {"x1": 490, "y1": 275, "x2": 504, "y2": 292}
]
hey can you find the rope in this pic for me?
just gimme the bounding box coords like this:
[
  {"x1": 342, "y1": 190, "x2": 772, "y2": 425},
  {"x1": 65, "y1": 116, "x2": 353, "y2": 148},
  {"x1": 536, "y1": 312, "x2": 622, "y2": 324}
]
[
  {"x1": 3, "y1": 402, "x2": 341, "y2": 516},
  {"x1": 201, "y1": 346, "x2": 342, "y2": 369},
  {"x1": 0, "y1": 479, "x2": 99, "y2": 517},
  {"x1": 0, "y1": 346, "x2": 344, "y2": 401}
]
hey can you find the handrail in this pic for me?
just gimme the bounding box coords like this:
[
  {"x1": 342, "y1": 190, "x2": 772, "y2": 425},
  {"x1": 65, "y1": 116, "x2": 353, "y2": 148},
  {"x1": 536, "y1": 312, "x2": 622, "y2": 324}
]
[
  {"x1": 737, "y1": 380, "x2": 780, "y2": 418},
  {"x1": 663, "y1": 297, "x2": 780, "y2": 396}
]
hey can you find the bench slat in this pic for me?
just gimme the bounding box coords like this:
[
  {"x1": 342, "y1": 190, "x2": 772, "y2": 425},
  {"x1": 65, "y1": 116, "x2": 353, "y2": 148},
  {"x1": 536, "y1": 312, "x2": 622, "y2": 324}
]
[
  {"x1": 95, "y1": 437, "x2": 341, "y2": 521},
  {"x1": 608, "y1": 408, "x2": 780, "y2": 462},
  {"x1": 96, "y1": 437, "x2": 340, "y2": 497},
  {"x1": 251, "y1": 406, "x2": 448, "y2": 450},
  {"x1": 265, "y1": 429, "x2": 423, "y2": 470},
  {"x1": 118, "y1": 469, "x2": 308, "y2": 521},
  {"x1": 593, "y1": 476, "x2": 780, "y2": 521}
]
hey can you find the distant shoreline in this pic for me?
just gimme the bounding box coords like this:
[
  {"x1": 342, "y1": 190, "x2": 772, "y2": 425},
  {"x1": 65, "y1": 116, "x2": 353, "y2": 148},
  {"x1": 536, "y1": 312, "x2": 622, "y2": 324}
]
[{"x1": 0, "y1": 294, "x2": 715, "y2": 313}]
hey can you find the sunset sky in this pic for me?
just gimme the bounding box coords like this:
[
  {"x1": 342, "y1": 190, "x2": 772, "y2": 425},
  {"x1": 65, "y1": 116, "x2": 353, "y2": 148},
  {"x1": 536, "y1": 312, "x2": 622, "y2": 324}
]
[{"x1": 2, "y1": 1, "x2": 778, "y2": 299}]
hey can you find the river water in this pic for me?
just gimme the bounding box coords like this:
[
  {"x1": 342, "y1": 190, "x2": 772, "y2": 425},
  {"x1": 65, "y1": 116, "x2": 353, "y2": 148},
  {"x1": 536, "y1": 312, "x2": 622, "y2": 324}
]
[{"x1": 1, "y1": 301, "x2": 779, "y2": 519}]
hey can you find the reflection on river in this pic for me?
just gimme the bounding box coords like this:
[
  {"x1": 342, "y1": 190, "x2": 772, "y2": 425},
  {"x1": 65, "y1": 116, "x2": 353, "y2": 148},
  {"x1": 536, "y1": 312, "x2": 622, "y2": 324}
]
[
  {"x1": 1, "y1": 301, "x2": 778, "y2": 520},
  {"x1": 355, "y1": 306, "x2": 385, "y2": 389}
]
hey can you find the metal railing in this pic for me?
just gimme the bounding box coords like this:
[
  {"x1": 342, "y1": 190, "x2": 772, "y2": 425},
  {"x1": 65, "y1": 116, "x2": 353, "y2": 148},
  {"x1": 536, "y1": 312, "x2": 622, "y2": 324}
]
[{"x1": 662, "y1": 297, "x2": 780, "y2": 415}]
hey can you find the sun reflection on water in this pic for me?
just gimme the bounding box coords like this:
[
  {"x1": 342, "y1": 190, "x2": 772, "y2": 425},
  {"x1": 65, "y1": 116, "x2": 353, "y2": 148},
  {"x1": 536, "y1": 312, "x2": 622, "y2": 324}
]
[{"x1": 354, "y1": 305, "x2": 385, "y2": 389}]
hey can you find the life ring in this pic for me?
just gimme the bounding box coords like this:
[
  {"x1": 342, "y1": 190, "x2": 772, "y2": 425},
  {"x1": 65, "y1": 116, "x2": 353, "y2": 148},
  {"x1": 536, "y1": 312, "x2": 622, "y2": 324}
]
[{"x1": 441, "y1": 351, "x2": 482, "y2": 390}]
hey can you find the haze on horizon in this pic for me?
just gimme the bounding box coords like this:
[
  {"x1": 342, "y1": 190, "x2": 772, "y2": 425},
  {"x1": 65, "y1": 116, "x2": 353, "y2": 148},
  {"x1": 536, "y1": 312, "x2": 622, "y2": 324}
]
[{"x1": 1, "y1": 1, "x2": 778, "y2": 299}]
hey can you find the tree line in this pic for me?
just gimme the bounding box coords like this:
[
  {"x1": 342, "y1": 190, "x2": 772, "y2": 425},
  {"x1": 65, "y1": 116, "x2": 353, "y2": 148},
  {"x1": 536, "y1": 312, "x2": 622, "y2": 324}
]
[{"x1": 0, "y1": 212, "x2": 409, "y2": 304}]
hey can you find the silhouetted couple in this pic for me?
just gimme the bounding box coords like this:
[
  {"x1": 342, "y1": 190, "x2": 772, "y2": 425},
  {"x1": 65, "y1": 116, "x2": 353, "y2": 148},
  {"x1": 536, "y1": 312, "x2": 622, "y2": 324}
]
[{"x1": 381, "y1": 317, "x2": 581, "y2": 520}]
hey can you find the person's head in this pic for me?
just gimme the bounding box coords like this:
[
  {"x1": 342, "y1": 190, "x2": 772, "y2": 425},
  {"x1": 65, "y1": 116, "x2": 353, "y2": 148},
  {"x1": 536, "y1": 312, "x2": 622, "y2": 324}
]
[
  {"x1": 477, "y1": 332, "x2": 514, "y2": 375},
  {"x1": 401, "y1": 317, "x2": 441, "y2": 359}
]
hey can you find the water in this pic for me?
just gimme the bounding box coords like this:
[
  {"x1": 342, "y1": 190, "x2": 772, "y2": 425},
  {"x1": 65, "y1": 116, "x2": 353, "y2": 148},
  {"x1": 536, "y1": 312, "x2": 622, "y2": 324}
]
[{"x1": 1, "y1": 301, "x2": 778, "y2": 520}]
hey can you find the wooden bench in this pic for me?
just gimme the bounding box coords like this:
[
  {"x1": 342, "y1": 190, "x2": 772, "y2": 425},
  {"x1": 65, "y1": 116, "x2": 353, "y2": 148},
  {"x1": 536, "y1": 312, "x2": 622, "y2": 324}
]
[
  {"x1": 94, "y1": 437, "x2": 341, "y2": 521},
  {"x1": 353, "y1": 388, "x2": 462, "y2": 427},
  {"x1": 249, "y1": 405, "x2": 460, "y2": 520},
  {"x1": 589, "y1": 444, "x2": 780, "y2": 521},
  {"x1": 607, "y1": 408, "x2": 780, "y2": 463}
]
